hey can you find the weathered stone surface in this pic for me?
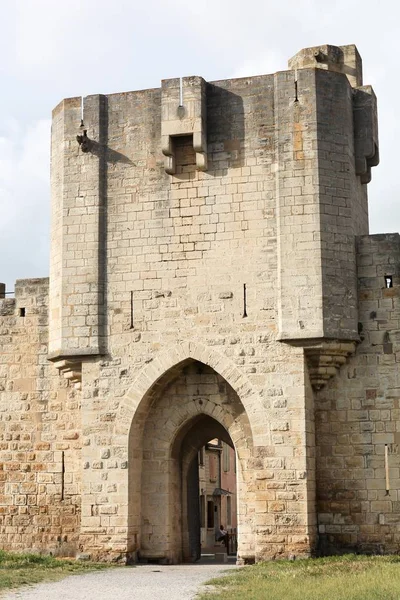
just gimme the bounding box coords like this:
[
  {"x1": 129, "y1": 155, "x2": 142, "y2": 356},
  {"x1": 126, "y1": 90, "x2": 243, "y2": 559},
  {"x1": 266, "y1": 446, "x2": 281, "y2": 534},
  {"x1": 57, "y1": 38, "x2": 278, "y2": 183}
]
[{"x1": 0, "y1": 43, "x2": 390, "y2": 564}]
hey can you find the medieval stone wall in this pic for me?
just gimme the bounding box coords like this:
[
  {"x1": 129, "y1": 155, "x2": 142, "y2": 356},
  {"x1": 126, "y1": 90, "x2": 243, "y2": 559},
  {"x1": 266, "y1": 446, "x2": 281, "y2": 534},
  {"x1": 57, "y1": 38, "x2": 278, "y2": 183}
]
[
  {"x1": 0, "y1": 279, "x2": 81, "y2": 556},
  {"x1": 0, "y1": 43, "x2": 389, "y2": 563},
  {"x1": 71, "y1": 70, "x2": 320, "y2": 561},
  {"x1": 316, "y1": 234, "x2": 400, "y2": 554}
]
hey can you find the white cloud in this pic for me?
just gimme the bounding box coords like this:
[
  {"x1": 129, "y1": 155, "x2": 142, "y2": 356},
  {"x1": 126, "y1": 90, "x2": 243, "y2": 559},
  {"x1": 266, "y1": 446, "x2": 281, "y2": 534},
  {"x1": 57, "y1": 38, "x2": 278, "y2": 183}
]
[
  {"x1": 231, "y1": 51, "x2": 286, "y2": 79},
  {"x1": 0, "y1": 118, "x2": 50, "y2": 291},
  {"x1": 1, "y1": 0, "x2": 400, "y2": 290}
]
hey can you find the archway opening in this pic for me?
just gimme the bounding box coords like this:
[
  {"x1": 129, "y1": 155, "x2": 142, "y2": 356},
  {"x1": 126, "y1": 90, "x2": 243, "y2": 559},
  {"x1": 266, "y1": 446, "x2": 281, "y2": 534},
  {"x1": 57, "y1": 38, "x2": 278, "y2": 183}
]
[
  {"x1": 174, "y1": 416, "x2": 238, "y2": 562},
  {"x1": 128, "y1": 359, "x2": 251, "y2": 564}
]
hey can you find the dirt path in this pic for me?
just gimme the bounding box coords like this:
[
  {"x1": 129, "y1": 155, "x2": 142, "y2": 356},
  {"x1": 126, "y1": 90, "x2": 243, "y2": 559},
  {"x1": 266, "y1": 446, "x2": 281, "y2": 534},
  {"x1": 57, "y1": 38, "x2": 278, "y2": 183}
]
[{"x1": 1, "y1": 563, "x2": 235, "y2": 600}]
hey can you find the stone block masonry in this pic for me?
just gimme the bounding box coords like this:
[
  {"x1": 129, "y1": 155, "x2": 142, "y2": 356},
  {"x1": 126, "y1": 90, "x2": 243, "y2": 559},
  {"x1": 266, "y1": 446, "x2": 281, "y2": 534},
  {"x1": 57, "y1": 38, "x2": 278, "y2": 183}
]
[
  {"x1": 0, "y1": 279, "x2": 81, "y2": 556},
  {"x1": 316, "y1": 234, "x2": 400, "y2": 554},
  {"x1": 0, "y1": 43, "x2": 393, "y2": 563}
]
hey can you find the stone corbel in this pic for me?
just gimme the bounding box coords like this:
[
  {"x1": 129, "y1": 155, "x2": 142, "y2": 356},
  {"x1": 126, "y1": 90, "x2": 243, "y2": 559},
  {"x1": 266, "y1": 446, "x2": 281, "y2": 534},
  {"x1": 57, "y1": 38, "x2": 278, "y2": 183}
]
[
  {"x1": 161, "y1": 76, "x2": 207, "y2": 175},
  {"x1": 193, "y1": 129, "x2": 207, "y2": 171},
  {"x1": 161, "y1": 135, "x2": 175, "y2": 175},
  {"x1": 304, "y1": 340, "x2": 356, "y2": 390},
  {"x1": 52, "y1": 358, "x2": 82, "y2": 390}
]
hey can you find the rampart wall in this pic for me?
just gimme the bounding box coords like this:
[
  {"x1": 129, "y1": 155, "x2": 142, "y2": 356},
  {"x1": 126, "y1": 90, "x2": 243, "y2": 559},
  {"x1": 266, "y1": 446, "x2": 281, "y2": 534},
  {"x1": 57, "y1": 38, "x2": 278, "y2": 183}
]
[{"x1": 0, "y1": 279, "x2": 81, "y2": 555}]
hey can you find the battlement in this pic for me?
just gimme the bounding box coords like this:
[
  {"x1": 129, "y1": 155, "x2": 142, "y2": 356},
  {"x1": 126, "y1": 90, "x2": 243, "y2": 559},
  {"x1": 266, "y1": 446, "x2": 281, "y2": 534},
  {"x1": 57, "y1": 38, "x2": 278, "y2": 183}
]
[
  {"x1": 288, "y1": 43, "x2": 363, "y2": 86},
  {"x1": 0, "y1": 278, "x2": 49, "y2": 314}
]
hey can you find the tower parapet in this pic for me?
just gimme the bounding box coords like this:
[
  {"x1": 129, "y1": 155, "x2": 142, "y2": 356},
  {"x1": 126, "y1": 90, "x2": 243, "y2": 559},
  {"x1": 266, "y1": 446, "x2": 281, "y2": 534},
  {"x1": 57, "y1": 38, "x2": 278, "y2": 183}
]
[
  {"x1": 288, "y1": 44, "x2": 363, "y2": 86},
  {"x1": 274, "y1": 43, "x2": 379, "y2": 386}
]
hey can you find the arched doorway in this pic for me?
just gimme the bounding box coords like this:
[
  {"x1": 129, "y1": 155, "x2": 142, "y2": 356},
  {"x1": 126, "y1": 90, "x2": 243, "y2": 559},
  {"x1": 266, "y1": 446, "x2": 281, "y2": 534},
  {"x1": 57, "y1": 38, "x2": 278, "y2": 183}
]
[
  {"x1": 172, "y1": 414, "x2": 237, "y2": 562},
  {"x1": 127, "y1": 359, "x2": 252, "y2": 564}
]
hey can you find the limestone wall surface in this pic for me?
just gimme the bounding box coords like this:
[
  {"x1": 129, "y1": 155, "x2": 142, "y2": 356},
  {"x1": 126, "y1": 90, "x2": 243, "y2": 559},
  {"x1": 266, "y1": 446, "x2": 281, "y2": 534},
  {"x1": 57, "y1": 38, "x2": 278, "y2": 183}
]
[
  {"x1": 69, "y1": 71, "x2": 321, "y2": 562},
  {"x1": 0, "y1": 43, "x2": 389, "y2": 563},
  {"x1": 315, "y1": 234, "x2": 400, "y2": 554},
  {"x1": 0, "y1": 279, "x2": 81, "y2": 555}
]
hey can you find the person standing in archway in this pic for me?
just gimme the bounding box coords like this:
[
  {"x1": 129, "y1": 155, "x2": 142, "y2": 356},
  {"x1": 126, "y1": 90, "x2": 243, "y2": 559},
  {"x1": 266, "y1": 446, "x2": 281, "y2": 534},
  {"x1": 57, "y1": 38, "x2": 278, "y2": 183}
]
[{"x1": 218, "y1": 524, "x2": 228, "y2": 551}]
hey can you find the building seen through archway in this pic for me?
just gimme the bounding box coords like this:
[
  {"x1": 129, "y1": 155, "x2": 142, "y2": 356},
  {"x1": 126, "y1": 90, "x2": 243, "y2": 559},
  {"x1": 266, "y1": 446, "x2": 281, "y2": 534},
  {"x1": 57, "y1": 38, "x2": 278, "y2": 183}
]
[{"x1": 197, "y1": 440, "x2": 237, "y2": 557}]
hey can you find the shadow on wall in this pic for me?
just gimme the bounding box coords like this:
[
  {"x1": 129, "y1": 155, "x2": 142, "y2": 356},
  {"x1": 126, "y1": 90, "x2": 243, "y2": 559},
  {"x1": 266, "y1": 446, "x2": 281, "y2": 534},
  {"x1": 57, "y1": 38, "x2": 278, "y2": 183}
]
[
  {"x1": 78, "y1": 96, "x2": 135, "y2": 357},
  {"x1": 206, "y1": 84, "x2": 245, "y2": 175},
  {"x1": 89, "y1": 140, "x2": 135, "y2": 166}
]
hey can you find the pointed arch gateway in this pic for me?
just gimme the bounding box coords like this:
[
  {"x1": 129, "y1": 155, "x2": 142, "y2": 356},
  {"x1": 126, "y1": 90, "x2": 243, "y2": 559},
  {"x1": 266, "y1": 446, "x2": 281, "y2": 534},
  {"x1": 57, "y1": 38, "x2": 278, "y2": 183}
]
[{"x1": 124, "y1": 346, "x2": 256, "y2": 564}]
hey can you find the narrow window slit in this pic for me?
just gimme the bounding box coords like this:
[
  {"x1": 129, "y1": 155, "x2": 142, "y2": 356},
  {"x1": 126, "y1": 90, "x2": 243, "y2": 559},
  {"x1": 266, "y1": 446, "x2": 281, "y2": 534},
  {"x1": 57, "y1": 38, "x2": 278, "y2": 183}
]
[
  {"x1": 385, "y1": 275, "x2": 393, "y2": 288},
  {"x1": 19, "y1": 308, "x2": 26, "y2": 317},
  {"x1": 243, "y1": 284, "x2": 247, "y2": 318},
  {"x1": 61, "y1": 451, "x2": 65, "y2": 501},
  {"x1": 294, "y1": 80, "x2": 298, "y2": 103},
  {"x1": 385, "y1": 444, "x2": 390, "y2": 495},
  {"x1": 130, "y1": 291, "x2": 134, "y2": 329}
]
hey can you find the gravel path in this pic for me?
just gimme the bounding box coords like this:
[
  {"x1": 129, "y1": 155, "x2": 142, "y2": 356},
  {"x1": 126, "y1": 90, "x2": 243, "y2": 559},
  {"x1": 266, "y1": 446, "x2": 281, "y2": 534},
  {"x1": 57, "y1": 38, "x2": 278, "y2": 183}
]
[{"x1": 0, "y1": 563, "x2": 236, "y2": 600}]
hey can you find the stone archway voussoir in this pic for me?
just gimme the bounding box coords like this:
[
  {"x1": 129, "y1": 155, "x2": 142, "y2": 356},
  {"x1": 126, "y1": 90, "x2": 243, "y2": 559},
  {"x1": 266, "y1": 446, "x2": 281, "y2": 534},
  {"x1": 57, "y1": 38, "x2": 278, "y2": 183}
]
[{"x1": 117, "y1": 341, "x2": 258, "y2": 444}]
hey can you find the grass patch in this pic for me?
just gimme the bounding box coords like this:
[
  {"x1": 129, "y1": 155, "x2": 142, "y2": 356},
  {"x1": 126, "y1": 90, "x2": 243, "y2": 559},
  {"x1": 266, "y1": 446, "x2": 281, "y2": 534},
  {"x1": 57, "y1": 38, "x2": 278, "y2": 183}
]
[
  {"x1": 0, "y1": 550, "x2": 113, "y2": 592},
  {"x1": 199, "y1": 555, "x2": 400, "y2": 600}
]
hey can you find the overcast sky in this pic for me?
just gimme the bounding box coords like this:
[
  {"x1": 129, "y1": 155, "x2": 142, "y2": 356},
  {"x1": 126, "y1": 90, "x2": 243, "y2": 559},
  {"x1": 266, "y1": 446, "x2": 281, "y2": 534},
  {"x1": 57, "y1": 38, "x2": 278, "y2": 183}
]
[{"x1": 0, "y1": 0, "x2": 397, "y2": 291}]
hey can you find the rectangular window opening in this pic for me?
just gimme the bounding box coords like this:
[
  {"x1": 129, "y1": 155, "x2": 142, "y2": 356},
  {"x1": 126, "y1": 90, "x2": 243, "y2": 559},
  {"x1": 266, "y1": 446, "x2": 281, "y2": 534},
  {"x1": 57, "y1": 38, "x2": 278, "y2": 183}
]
[
  {"x1": 207, "y1": 500, "x2": 214, "y2": 528},
  {"x1": 223, "y1": 444, "x2": 230, "y2": 472},
  {"x1": 200, "y1": 495, "x2": 205, "y2": 527},
  {"x1": 209, "y1": 453, "x2": 217, "y2": 482},
  {"x1": 19, "y1": 307, "x2": 26, "y2": 317},
  {"x1": 198, "y1": 448, "x2": 204, "y2": 466},
  {"x1": 173, "y1": 135, "x2": 195, "y2": 174},
  {"x1": 385, "y1": 275, "x2": 393, "y2": 288},
  {"x1": 227, "y1": 496, "x2": 232, "y2": 527}
]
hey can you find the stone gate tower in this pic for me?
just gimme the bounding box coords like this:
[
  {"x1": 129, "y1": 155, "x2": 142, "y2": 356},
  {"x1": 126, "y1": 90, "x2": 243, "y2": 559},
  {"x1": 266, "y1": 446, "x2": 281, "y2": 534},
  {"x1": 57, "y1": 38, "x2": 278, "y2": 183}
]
[{"x1": 3, "y1": 44, "x2": 398, "y2": 563}]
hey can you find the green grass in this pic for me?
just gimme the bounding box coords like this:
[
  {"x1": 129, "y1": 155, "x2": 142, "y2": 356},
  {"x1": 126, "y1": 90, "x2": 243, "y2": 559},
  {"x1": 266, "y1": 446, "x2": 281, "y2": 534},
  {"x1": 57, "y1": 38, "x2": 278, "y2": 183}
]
[
  {"x1": 199, "y1": 555, "x2": 400, "y2": 600},
  {"x1": 0, "y1": 550, "x2": 113, "y2": 592}
]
